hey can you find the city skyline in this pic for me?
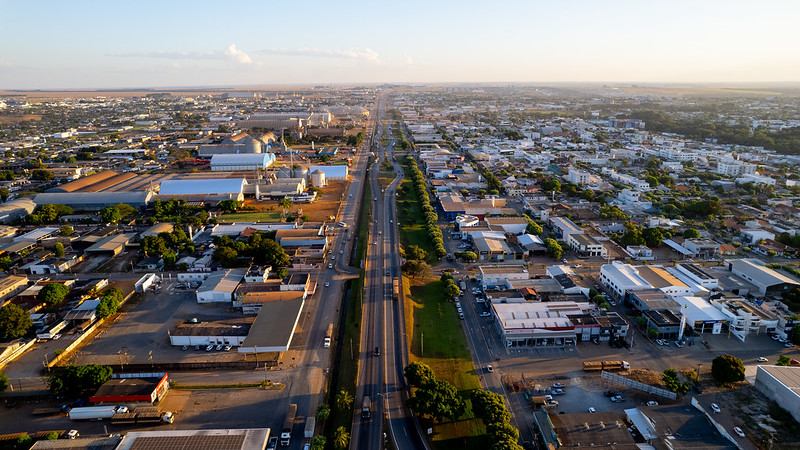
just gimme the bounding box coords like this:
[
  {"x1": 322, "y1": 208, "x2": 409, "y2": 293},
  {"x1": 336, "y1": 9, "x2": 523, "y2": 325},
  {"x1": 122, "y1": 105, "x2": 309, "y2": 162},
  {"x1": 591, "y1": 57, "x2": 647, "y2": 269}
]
[{"x1": 1, "y1": 0, "x2": 799, "y2": 89}]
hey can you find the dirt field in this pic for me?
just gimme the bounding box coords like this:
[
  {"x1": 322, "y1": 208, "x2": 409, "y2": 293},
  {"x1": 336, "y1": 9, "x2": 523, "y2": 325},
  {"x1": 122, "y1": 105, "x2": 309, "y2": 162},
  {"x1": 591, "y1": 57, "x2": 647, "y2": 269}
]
[
  {"x1": 0, "y1": 114, "x2": 42, "y2": 124},
  {"x1": 243, "y1": 179, "x2": 348, "y2": 222}
]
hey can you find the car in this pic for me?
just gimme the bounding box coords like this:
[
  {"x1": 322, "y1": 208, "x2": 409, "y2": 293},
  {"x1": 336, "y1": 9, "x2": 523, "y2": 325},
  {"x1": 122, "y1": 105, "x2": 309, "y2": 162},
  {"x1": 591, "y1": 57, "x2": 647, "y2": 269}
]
[
  {"x1": 562, "y1": 259, "x2": 568, "y2": 264},
  {"x1": 546, "y1": 399, "x2": 559, "y2": 406},
  {"x1": 194, "y1": 345, "x2": 201, "y2": 351},
  {"x1": 386, "y1": 270, "x2": 390, "y2": 276},
  {"x1": 374, "y1": 198, "x2": 377, "y2": 201},
  {"x1": 588, "y1": 407, "x2": 596, "y2": 413},
  {"x1": 340, "y1": 250, "x2": 344, "y2": 254},
  {"x1": 711, "y1": 403, "x2": 721, "y2": 413},
  {"x1": 379, "y1": 231, "x2": 382, "y2": 235},
  {"x1": 390, "y1": 220, "x2": 393, "y2": 224},
  {"x1": 647, "y1": 401, "x2": 659, "y2": 406},
  {"x1": 455, "y1": 302, "x2": 461, "y2": 308},
  {"x1": 205, "y1": 344, "x2": 214, "y2": 351},
  {"x1": 487, "y1": 365, "x2": 494, "y2": 373},
  {"x1": 374, "y1": 346, "x2": 381, "y2": 356},
  {"x1": 609, "y1": 300, "x2": 617, "y2": 306},
  {"x1": 476, "y1": 298, "x2": 486, "y2": 304},
  {"x1": 181, "y1": 345, "x2": 189, "y2": 351},
  {"x1": 758, "y1": 357, "x2": 769, "y2": 362},
  {"x1": 772, "y1": 335, "x2": 781, "y2": 341},
  {"x1": 331, "y1": 255, "x2": 335, "y2": 260},
  {"x1": 572, "y1": 264, "x2": 582, "y2": 268},
  {"x1": 372, "y1": 241, "x2": 377, "y2": 245},
  {"x1": 224, "y1": 345, "x2": 232, "y2": 351},
  {"x1": 66, "y1": 430, "x2": 80, "y2": 439},
  {"x1": 787, "y1": 343, "x2": 795, "y2": 348},
  {"x1": 267, "y1": 437, "x2": 278, "y2": 449},
  {"x1": 674, "y1": 341, "x2": 683, "y2": 348},
  {"x1": 459, "y1": 313, "x2": 465, "y2": 320},
  {"x1": 328, "y1": 263, "x2": 333, "y2": 269},
  {"x1": 303, "y1": 443, "x2": 311, "y2": 450},
  {"x1": 610, "y1": 395, "x2": 623, "y2": 403},
  {"x1": 324, "y1": 282, "x2": 330, "y2": 287},
  {"x1": 551, "y1": 388, "x2": 564, "y2": 395},
  {"x1": 457, "y1": 308, "x2": 463, "y2": 314},
  {"x1": 733, "y1": 427, "x2": 745, "y2": 438},
  {"x1": 480, "y1": 311, "x2": 491, "y2": 317},
  {"x1": 215, "y1": 344, "x2": 223, "y2": 351},
  {"x1": 552, "y1": 383, "x2": 565, "y2": 389}
]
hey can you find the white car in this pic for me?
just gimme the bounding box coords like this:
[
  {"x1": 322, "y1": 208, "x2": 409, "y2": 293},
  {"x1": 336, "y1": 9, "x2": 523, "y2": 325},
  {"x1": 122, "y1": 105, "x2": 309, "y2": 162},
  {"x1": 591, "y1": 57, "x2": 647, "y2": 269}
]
[
  {"x1": 455, "y1": 302, "x2": 461, "y2": 308},
  {"x1": 552, "y1": 383, "x2": 565, "y2": 389},
  {"x1": 733, "y1": 427, "x2": 745, "y2": 438},
  {"x1": 487, "y1": 365, "x2": 493, "y2": 373},
  {"x1": 480, "y1": 312, "x2": 491, "y2": 317},
  {"x1": 711, "y1": 403, "x2": 721, "y2": 413},
  {"x1": 324, "y1": 282, "x2": 330, "y2": 287},
  {"x1": 647, "y1": 401, "x2": 659, "y2": 406},
  {"x1": 588, "y1": 407, "x2": 596, "y2": 413},
  {"x1": 758, "y1": 357, "x2": 769, "y2": 362}
]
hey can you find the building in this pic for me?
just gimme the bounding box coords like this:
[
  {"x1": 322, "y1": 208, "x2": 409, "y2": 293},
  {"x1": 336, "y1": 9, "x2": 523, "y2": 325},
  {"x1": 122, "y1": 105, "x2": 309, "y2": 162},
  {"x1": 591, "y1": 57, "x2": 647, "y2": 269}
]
[
  {"x1": 755, "y1": 365, "x2": 800, "y2": 426},
  {"x1": 727, "y1": 258, "x2": 800, "y2": 296},
  {"x1": 0, "y1": 198, "x2": 36, "y2": 224},
  {"x1": 485, "y1": 216, "x2": 528, "y2": 235},
  {"x1": 196, "y1": 269, "x2": 245, "y2": 303},
  {"x1": 169, "y1": 317, "x2": 252, "y2": 347},
  {"x1": 210, "y1": 153, "x2": 276, "y2": 172},
  {"x1": 33, "y1": 191, "x2": 153, "y2": 210},
  {"x1": 275, "y1": 227, "x2": 328, "y2": 248},
  {"x1": 115, "y1": 429, "x2": 271, "y2": 450},
  {"x1": 478, "y1": 265, "x2": 529, "y2": 289},
  {"x1": 0, "y1": 275, "x2": 28, "y2": 304},
  {"x1": 673, "y1": 296, "x2": 728, "y2": 334},
  {"x1": 715, "y1": 298, "x2": 779, "y2": 339},
  {"x1": 140, "y1": 223, "x2": 174, "y2": 238},
  {"x1": 547, "y1": 412, "x2": 637, "y2": 449},
  {"x1": 568, "y1": 233, "x2": 607, "y2": 257},
  {"x1": 491, "y1": 301, "x2": 595, "y2": 347},
  {"x1": 600, "y1": 262, "x2": 652, "y2": 300},
  {"x1": 684, "y1": 239, "x2": 720, "y2": 258},
  {"x1": 740, "y1": 229, "x2": 776, "y2": 245},
  {"x1": 566, "y1": 168, "x2": 592, "y2": 185},
  {"x1": 717, "y1": 160, "x2": 757, "y2": 176},
  {"x1": 238, "y1": 296, "x2": 305, "y2": 353},
  {"x1": 89, "y1": 373, "x2": 169, "y2": 404},
  {"x1": 549, "y1": 216, "x2": 584, "y2": 240},
  {"x1": 627, "y1": 245, "x2": 654, "y2": 260},
  {"x1": 675, "y1": 263, "x2": 719, "y2": 290},
  {"x1": 307, "y1": 165, "x2": 348, "y2": 180},
  {"x1": 636, "y1": 266, "x2": 693, "y2": 298},
  {"x1": 84, "y1": 233, "x2": 135, "y2": 257},
  {"x1": 642, "y1": 309, "x2": 683, "y2": 339},
  {"x1": 158, "y1": 178, "x2": 246, "y2": 202},
  {"x1": 473, "y1": 236, "x2": 514, "y2": 261},
  {"x1": 626, "y1": 404, "x2": 736, "y2": 449}
]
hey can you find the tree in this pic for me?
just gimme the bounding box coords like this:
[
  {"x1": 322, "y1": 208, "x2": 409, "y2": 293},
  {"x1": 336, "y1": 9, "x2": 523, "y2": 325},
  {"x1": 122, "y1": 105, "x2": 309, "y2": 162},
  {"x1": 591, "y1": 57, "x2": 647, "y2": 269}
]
[
  {"x1": 408, "y1": 379, "x2": 465, "y2": 422},
  {"x1": 406, "y1": 245, "x2": 428, "y2": 261},
  {"x1": 31, "y1": 169, "x2": 54, "y2": 181},
  {"x1": 642, "y1": 227, "x2": 664, "y2": 248},
  {"x1": 683, "y1": 228, "x2": 700, "y2": 239},
  {"x1": 0, "y1": 372, "x2": 8, "y2": 393},
  {"x1": 491, "y1": 441, "x2": 524, "y2": 450},
  {"x1": 471, "y1": 389, "x2": 511, "y2": 425},
  {"x1": 37, "y1": 283, "x2": 69, "y2": 307},
  {"x1": 316, "y1": 404, "x2": 330, "y2": 421},
  {"x1": 309, "y1": 435, "x2": 326, "y2": 450},
  {"x1": 711, "y1": 354, "x2": 745, "y2": 384},
  {"x1": 48, "y1": 364, "x2": 113, "y2": 398},
  {"x1": 636, "y1": 316, "x2": 648, "y2": 329},
  {"x1": 777, "y1": 355, "x2": 792, "y2": 366},
  {"x1": 526, "y1": 220, "x2": 543, "y2": 235},
  {"x1": 59, "y1": 225, "x2": 74, "y2": 236},
  {"x1": 647, "y1": 326, "x2": 659, "y2": 339},
  {"x1": 0, "y1": 256, "x2": 11, "y2": 272},
  {"x1": 100, "y1": 206, "x2": 121, "y2": 224},
  {"x1": 487, "y1": 422, "x2": 520, "y2": 444},
  {"x1": 0, "y1": 188, "x2": 8, "y2": 202},
  {"x1": 404, "y1": 362, "x2": 435, "y2": 388},
  {"x1": 444, "y1": 282, "x2": 460, "y2": 299},
  {"x1": 645, "y1": 175, "x2": 659, "y2": 187},
  {"x1": 402, "y1": 260, "x2": 431, "y2": 278},
  {"x1": 261, "y1": 239, "x2": 290, "y2": 268},
  {"x1": 333, "y1": 426, "x2": 350, "y2": 449},
  {"x1": 336, "y1": 389, "x2": 353, "y2": 411},
  {"x1": 278, "y1": 198, "x2": 293, "y2": 218},
  {"x1": 218, "y1": 199, "x2": 241, "y2": 213},
  {"x1": 214, "y1": 247, "x2": 239, "y2": 268},
  {"x1": 544, "y1": 238, "x2": 563, "y2": 260},
  {"x1": 53, "y1": 242, "x2": 65, "y2": 258},
  {"x1": 458, "y1": 251, "x2": 477, "y2": 262},
  {"x1": 96, "y1": 287, "x2": 123, "y2": 319}
]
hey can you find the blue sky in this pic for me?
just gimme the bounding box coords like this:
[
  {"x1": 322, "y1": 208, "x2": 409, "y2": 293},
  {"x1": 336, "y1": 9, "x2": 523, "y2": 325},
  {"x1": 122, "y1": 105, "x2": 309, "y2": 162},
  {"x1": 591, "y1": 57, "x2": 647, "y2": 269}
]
[{"x1": 1, "y1": 0, "x2": 798, "y2": 89}]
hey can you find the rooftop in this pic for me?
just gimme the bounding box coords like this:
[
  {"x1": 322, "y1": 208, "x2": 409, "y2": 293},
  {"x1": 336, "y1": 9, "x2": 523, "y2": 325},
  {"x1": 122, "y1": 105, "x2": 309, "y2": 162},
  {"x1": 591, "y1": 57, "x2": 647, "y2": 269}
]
[
  {"x1": 115, "y1": 428, "x2": 271, "y2": 450},
  {"x1": 239, "y1": 297, "x2": 305, "y2": 352}
]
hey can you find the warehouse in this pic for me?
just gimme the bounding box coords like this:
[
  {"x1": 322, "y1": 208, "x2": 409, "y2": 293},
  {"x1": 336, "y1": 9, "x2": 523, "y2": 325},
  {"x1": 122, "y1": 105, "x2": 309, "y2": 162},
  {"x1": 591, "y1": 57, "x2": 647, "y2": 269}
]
[
  {"x1": 0, "y1": 198, "x2": 36, "y2": 224},
  {"x1": 89, "y1": 373, "x2": 169, "y2": 404},
  {"x1": 210, "y1": 153, "x2": 276, "y2": 172},
  {"x1": 196, "y1": 268, "x2": 245, "y2": 303},
  {"x1": 727, "y1": 258, "x2": 800, "y2": 296},
  {"x1": 755, "y1": 365, "x2": 800, "y2": 425},
  {"x1": 238, "y1": 296, "x2": 305, "y2": 353},
  {"x1": 33, "y1": 191, "x2": 153, "y2": 210},
  {"x1": 84, "y1": 233, "x2": 135, "y2": 257},
  {"x1": 168, "y1": 317, "x2": 252, "y2": 347},
  {"x1": 158, "y1": 178, "x2": 246, "y2": 202},
  {"x1": 491, "y1": 301, "x2": 596, "y2": 348},
  {"x1": 116, "y1": 429, "x2": 271, "y2": 450}
]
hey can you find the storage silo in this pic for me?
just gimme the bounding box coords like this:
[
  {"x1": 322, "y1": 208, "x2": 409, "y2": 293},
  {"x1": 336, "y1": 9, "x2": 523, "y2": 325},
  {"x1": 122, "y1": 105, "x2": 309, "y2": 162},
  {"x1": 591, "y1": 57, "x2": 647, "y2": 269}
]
[
  {"x1": 294, "y1": 166, "x2": 309, "y2": 179},
  {"x1": 309, "y1": 169, "x2": 326, "y2": 187}
]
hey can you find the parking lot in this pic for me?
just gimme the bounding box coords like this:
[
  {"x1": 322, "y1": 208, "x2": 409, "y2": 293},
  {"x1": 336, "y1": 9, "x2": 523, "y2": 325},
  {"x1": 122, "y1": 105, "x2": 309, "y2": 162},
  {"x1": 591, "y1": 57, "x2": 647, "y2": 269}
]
[{"x1": 70, "y1": 283, "x2": 246, "y2": 366}]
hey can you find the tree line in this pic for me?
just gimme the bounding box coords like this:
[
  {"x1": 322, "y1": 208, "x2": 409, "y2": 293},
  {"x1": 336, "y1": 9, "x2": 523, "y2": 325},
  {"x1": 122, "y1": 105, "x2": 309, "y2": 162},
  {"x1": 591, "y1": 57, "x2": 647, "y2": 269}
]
[{"x1": 405, "y1": 156, "x2": 446, "y2": 258}]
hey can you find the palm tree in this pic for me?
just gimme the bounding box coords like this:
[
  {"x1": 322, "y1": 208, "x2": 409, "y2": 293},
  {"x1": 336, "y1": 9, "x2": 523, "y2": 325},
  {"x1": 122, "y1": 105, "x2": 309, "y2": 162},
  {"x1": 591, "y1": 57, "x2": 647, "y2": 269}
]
[
  {"x1": 278, "y1": 198, "x2": 293, "y2": 219},
  {"x1": 335, "y1": 389, "x2": 353, "y2": 411},
  {"x1": 333, "y1": 426, "x2": 350, "y2": 449}
]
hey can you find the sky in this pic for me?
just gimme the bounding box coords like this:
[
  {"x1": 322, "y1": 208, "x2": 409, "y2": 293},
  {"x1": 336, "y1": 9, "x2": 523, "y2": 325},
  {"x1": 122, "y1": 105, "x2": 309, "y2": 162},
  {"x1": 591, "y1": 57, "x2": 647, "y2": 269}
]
[{"x1": 1, "y1": 0, "x2": 799, "y2": 89}]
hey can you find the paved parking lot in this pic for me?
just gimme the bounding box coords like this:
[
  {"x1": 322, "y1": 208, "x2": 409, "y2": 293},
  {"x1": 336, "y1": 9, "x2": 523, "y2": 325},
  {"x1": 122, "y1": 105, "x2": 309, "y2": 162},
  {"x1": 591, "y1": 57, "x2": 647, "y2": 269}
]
[{"x1": 71, "y1": 284, "x2": 245, "y2": 366}]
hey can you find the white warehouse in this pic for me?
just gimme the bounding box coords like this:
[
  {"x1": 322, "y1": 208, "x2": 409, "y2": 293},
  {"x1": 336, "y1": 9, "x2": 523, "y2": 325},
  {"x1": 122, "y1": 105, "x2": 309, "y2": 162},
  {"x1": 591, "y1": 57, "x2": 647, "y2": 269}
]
[{"x1": 210, "y1": 153, "x2": 276, "y2": 172}]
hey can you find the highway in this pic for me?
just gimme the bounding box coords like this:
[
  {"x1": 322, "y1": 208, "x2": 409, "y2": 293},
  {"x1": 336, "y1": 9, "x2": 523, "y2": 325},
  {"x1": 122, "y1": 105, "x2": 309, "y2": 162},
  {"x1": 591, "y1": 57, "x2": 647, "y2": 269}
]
[{"x1": 351, "y1": 104, "x2": 428, "y2": 450}]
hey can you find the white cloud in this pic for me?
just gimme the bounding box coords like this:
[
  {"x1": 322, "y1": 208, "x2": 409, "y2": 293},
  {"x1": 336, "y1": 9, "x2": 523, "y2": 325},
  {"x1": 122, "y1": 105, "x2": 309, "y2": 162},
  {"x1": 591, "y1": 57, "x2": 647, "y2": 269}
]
[
  {"x1": 108, "y1": 44, "x2": 253, "y2": 65},
  {"x1": 403, "y1": 54, "x2": 413, "y2": 65},
  {"x1": 224, "y1": 44, "x2": 252, "y2": 64},
  {"x1": 260, "y1": 47, "x2": 383, "y2": 65}
]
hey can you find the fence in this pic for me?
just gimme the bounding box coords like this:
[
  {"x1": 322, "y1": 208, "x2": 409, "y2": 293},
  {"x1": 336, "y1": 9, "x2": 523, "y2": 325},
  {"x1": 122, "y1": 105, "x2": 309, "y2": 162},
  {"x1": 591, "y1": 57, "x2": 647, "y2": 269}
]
[
  {"x1": 0, "y1": 339, "x2": 36, "y2": 371},
  {"x1": 601, "y1": 370, "x2": 677, "y2": 400}
]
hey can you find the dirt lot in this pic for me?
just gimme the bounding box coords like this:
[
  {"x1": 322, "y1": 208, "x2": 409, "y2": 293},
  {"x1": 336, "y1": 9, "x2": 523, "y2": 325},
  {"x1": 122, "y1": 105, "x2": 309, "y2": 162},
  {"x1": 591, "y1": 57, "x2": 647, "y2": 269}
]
[{"x1": 243, "y1": 179, "x2": 348, "y2": 222}]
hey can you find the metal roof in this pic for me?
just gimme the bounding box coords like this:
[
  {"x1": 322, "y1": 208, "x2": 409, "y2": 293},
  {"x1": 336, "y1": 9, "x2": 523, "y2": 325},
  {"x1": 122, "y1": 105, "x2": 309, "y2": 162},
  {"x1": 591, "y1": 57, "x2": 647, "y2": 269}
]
[
  {"x1": 210, "y1": 153, "x2": 275, "y2": 165},
  {"x1": 159, "y1": 178, "x2": 245, "y2": 195},
  {"x1": 115, "y1": 429, "x2": 270, "y2": 450},
  {"x1": 239, "y1": 297, "x2": 304, "y2": 352}
]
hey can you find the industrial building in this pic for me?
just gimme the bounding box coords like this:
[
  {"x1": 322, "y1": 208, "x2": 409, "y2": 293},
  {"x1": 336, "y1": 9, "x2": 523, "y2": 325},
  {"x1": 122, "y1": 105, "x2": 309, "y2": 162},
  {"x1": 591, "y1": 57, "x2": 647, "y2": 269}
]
[
  {"x1": 238, "y1": 296, "x2": 305, "y2": 353},
  {"x1": 90, "y1": 373, "x2": 169, "y2": 404},
  {"x1": 115, "y1": 429, "x2": 272, "y2": 450},
  {"x1": 33, "y1": 191, "x2": 153, "y2": 210},
  {"x1": 210, "y1": 153, "x2": 276, "y2": 172},
  {"x1": 168, "y1": 317, "x2": 252, "y2": 347},
  {"x1": 196, "y1": 269, "x2": 245, "y2": 303},
  {"x1": 755, "y1": 365, "x2": 800, "y2": 426},
  {"x1": 308, "y1": 165, "x2": 348, "y2": 180},
  {"x1": 158, "y1": 178, "x2": 246, "y2": 203},
  {"x1": 84, "y1": 233, "x2": 135, "y2": 257},
  {"x1": 726, "y1": 258, "x2": 800, "y2": 296},
  {"x1": 0, "y1": 198, "x2": 36, "y2": 224}
]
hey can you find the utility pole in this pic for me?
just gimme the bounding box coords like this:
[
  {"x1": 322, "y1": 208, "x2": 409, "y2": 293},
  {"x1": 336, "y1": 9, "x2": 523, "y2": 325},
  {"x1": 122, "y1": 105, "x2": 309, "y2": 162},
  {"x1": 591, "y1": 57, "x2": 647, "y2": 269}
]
[{"x1": 421, "y1": 332, "x2": 424, "y2": 358}]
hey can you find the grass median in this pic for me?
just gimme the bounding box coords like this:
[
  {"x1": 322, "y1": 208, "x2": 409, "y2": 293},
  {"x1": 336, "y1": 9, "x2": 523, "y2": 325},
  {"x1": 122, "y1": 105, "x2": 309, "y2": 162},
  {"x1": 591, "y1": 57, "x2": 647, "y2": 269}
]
[{"x1": 396, "y1": 165, "x2": 438, "y2": 264}]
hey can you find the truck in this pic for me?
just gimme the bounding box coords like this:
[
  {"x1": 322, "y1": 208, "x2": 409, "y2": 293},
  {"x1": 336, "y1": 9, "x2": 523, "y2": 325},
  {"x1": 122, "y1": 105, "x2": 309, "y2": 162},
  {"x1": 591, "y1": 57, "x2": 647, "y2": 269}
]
[
  {"x1": 111, "y1": 411, "x2": 174, "y2": 425},
  {"x1": 304, "y1": 416, "x2": 315, "y2": 439},
  {"x1": 36, "y1": 320, "x2": 68, "y2": 340},
  {"x1": 361, "y1": 396, "x2": 371, "y2": 419},
  {"x1": 68, "y1": 405, "x2": 128, "y2": 421},
  {"x1": 392, "y1": 278, "x2": 400, "y2": 301},
  {"x1": 280, "y1": 403, "x2": 297, "y2": 446},
  {"x1": 583, "y1": 360, "x2": 630, "y2": 371},
  {"x1": 323, "y1": 323, "x2": 333, "y2": 348}
]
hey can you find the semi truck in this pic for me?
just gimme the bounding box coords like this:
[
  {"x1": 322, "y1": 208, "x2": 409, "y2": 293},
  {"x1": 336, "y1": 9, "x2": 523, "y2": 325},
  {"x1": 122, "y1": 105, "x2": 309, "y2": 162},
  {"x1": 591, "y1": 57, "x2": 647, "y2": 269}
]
[
  {"x1": 583, "y1": 360, "x2": 630, "y2": 371},
  {"x1": 392, "y1": 278, "x2": 400, "y2": 301},
  {"x1": 111, "y1": 411, "x2": 174, "y2": 425},
  {"x1": 324, "y1": 323, "x2": 333, "y2": 348},
  {"x1": 37, "y1": 320, "x2": 68, "y2": 340},
  {"x1": 68, "y1": 405, "x2": 128, "y2": 421},
  {"x1": 361, "y1": 396, "x2": 371, "y2": 419},
  {"x1": 280, "y1": 403, "x2": 297, "y2": 446},
  {"x1": 304, "y1": 416, "x2": 315, "y2": 439}
]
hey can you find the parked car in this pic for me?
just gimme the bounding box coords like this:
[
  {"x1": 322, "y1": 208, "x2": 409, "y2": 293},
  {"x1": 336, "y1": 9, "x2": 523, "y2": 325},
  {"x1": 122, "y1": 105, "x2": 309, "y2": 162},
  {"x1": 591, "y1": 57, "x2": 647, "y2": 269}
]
[
  {"x1": 588, "y1": 407, "x2": 596, "y2": 413},
  {"x1": 181, "y1": 345, "x2": 189, "y2": 351},
  {"x1": 459, "y1": 313, "x2": 465, "y2": 320},
  {"x1": 224, "y1": 345, "x2": 232, "y2": 351},
  {"x1": 647, "y1": 401, "x2": 659, "y2": 406},
  {"x1": 551, "y1": 389, "x2": 564, "y2": 395},
  {"x1": 610, "y1": 395, "x2": 624, "y2": 403},
  {"x1": 487, "y1": 365, "x2": 493, "y2": 373},
  {"x1": 674, "y1": 341, "x2": 683, "y2": 348},
  {"x1": 480, "y1": 312, "x2": 491, "y2": 317},
  {"x1": 758, "y1": 357, "x2": 769, "y2": 362},
  {"x1": 267, "y1": 437, "x2": 278, "y2": 449},
  {"x1": 215, "y1": 344, "x2": 223, "y2": 351},
  {"x1": 711, "y1": 403, "x2": 721, "y2": 413},
  {"x1": 455, "y1": 302, "x2": 461, "y2": 308},
  {"x1": 733, "y1": 427, "x2": 745, "y2": 438},
  {"x1": 552, "y1": 383, "x2": 565, "y2": 389},
  {"x1": 205, "y1": 344, "x2": 214, "y2": 351}
]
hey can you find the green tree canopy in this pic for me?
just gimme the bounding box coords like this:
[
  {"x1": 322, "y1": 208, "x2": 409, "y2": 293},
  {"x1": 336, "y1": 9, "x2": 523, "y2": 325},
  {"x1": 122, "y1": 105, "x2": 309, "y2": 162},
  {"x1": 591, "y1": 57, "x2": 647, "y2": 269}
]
[
  {"x1": 683, "y1": 228, "x2": 700, "y2": 239},
  {"x1": 406, "y1": 245, "x2": 428, "y2": 261},
  {"x1": 408, "y1": 379, "x2": 466, "y2": 422},
  {"x1": 335, "y1": 389, "x2": 353, "y2": 411},
  {"x1": 711, "y1": 354, "x2": 745, "y2": 384},
  {"x1": 37, "y1": 283, "x2": 69, "y2": 307},
  {"x1": 0, "y1": 304, "x2": 32, "y2": 339},
  {"x1": 404, "y1": 362, "x2": 435, "y2": 388},
  {"x1": 544, "y1": 238, "x2": 563, "y2": 260},
  {"x1": 53, "y1": 242, "x2": 65, "y2": 258},
  {"x1": 48, "y1": 364, "x2": 113, "y2": 398}
]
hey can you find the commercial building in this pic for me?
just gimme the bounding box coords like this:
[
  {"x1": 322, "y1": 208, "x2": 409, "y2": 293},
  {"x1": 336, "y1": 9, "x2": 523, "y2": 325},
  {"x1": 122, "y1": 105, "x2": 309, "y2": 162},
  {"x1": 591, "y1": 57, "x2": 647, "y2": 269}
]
[
  {"x1": 84, "y1": 233, "x2": 135, "y2": 257},
  {"x1": 675, "y1": 263, "x2": 719, "y2": 290},
  {"x1": 625, "y1": 404, "x2": 735, "y2": 449},
  {"x1": 714, "y1": 298, "x2": 779, "y2": 339},
  {"x1": 168, "y1": 317, "x2": 252, "y2": 347},
  {"x1": 0, "y1": 275, "x2": 28, "y2": 304},
  {"x1": 755, "y1": 365, "x2": 800, "y2": 426},
  {"x1": 491, "y1": 301, "x2": 595, "y2": 347},
  {"x1": 549, "y1": 216, "x2": 584, "y2": 240},
  {"x1": 115, "y1": 429, "x2": 272, "y2": 450},
  {"x1": 727, "y1": 258, "x2": 800, "y2": 296},
  {"x1": 485, "y1": 216, "x2": 528, "y2": 235},
  {"x1": 478, "y1": 265, "x2": 529, "y2": 289},
  {"x1": 238, "y1": 296, "x2": 305, "y2": 353},
  {"x1": 473, "y1": 236, "x2": 514, "y2": 262},
  {"x1": 673, "y1": 296, "x2": 728, "y2": 334},
  {"x1": 600, "y1": 262, "x2": 652, "y2": 300},
  {"x1": 684, "y1": 239, "x2": 720, "y2": 258},
  {"x1": 568, "y1": 233, "x2": 606, "y2": 257},
  {"x1": 547, "y1": 412, "x2": 636, "y2": 449},
  {"x1": 275, "y1": 227, "x2": 327, "y2": 248},
  {"x1": 210, "y1": 153, "x2": 276, "y2": 172},
  {"x1": 89, "y1": 373, "x2": 169, "y2": 404},
  {"x1": 196, "y1": 269, "x2": 245, "y2": 303}
]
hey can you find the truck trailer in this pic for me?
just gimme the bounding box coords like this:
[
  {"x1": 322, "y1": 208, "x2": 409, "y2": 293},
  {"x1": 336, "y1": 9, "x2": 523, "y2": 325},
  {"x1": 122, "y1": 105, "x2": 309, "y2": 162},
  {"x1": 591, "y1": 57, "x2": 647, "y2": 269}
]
[
  {"x1": 304, "y1": 416, "x2": 315, "y2": 439},
  {"x1": 68, "y1": 406, "x2": 128, "y2": 421},
  {"x1": 111, "y1": 411, "x2": 174, "y2": 425},
  {"x1": 280, "y1": 403, "x2": 297, "y2": 446},
  {"x1": 583, "y1": 360, "x2": 630, "y2": 371}
]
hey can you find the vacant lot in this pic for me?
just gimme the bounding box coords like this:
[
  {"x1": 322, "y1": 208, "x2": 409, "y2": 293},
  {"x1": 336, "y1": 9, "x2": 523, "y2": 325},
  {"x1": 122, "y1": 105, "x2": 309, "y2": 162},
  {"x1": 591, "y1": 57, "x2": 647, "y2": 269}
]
[
  {"x1": 0, "y1": 114, "x2": 42, "y2": 124},
  {"x1": 242, "y1": 179, "x2": 348, "y2": 222},
  {"x1": 216, "y1": 211, "x2": 282, "y2": 223}
]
